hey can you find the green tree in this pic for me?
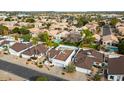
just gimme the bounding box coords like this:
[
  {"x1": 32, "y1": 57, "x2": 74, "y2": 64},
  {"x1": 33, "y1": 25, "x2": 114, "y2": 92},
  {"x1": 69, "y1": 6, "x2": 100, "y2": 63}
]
[
  {"x1": 12, "y1": 27, "x2": 20, "y2": 34},
  {"x1": 21, "y1": 34, "x2": 32, "y2": 42},
  {"x1": 98, "y1": 21, "x2": 105, "y2": 27},
  {"x1": 38, "y1": 32, "x2": 49, "y2": 43},
  {"x1": 5, "y1": 17, "x2": 11, "y2": 21},
  {"x1": 19, "y1": 27, "x2": 30, "y2": 35},
  {"x1": 31, "y1": 37, "x2": 39, "y2": 57},
  {"x1": 0, "y1": 25, "x2": 9, "y2": 35},
  {"x1": 82, "y1": 29, "x2": 95, "y2": 44},
  {"x1": 118, "y1": 39, "x2": 124, "y2": 54},
  {"x1": 14, "y1": 34, "x2": 19, "y2": 41},
  {"x1": 65, "y1": 63, "x2": 76, "y2": 73},
  {"x1": 31, "y1": 37, "x2": 39, "y2": 45},
  {"x1": 26, "y1": 18, "x2": 35, "y2": 23},
  {"x1": 109, "y1": 18, "x2": 120, "y2": 26},
  {"x1": 76, "y1": 16, "x2": 88, "y2": 27}
]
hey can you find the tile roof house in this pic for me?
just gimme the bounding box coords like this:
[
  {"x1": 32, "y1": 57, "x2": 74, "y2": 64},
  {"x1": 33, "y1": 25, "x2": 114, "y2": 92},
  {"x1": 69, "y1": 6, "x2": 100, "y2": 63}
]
[
  {"x1": 107, "y1": 56, "x2": 124, "y2": 81},
  {"x1": 21, "y1": 44, "x2": 49, "y2": 58},
  {"x1": 63, "y1": 31, "x2": 82, "y2": 43},
  {"x1": 101, "y1": 25, "x2": 118, "y2": 46},
  {"x1": 116, "y1": 22, "x2": 124, "y2": 36},
  {"x1": 74, "y1": 49, "x2": 104, "y2": 74},
  {"x1": 9, "y1": 42, "x2": 32, "y2": 56},
  {"x1": 85, "y1": 22, "x2": 99, "y2": 33},
  {"x1": 47, "y1": 45, "x2": 76, "y2": 67}
]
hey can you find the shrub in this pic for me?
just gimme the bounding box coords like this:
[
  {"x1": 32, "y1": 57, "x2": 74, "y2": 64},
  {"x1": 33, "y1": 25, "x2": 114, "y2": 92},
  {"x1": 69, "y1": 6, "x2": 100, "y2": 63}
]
[
  {"x1": 93, "y1": 74, "x2": 101, "y2": 81},
  {"x1": 65, "y1": 63, "x2": 76, "y2": 73},
  {"x1": 36, "y1": 76, "x2": 48, "y2": 81},
  {"x1": 37, "y1": 65, "x2": 43, "y2": 68}
]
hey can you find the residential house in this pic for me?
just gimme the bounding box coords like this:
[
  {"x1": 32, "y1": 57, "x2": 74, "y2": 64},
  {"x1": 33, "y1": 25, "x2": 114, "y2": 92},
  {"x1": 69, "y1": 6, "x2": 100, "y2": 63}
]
[
  {"x1": 9, "y1": 42, "x2": 32, "y2": 56},
  {"x1": 107, "y1": 56, "x2": 124, "y2": 81},
  {"x1": 116, "y1": 22, "x2": 124, "y2": 36},
  {"x1": 101, "y1": 25, "x2": 118, "y2": 45},
  {"x1": 85, "y1": 22, "x2": 99, "y2": 33},
  {"x1": 63, "y1": 31, "x2": 82, "y2": 43},
  {"x1": 74, "y1": 49, "x2": 104, "y2": 74},
  {"x1": 21, "y1": 44, "x2": 49, "y2": 58},
  {"x1": 47, "y1": 45, "x2": 77, "y2": 67}
]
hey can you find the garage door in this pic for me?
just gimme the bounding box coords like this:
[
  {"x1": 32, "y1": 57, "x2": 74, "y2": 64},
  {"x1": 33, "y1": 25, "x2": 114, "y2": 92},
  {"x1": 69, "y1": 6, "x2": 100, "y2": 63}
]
[{"x1": 53, "y1": 62, "x2": 64, "y2": 67}]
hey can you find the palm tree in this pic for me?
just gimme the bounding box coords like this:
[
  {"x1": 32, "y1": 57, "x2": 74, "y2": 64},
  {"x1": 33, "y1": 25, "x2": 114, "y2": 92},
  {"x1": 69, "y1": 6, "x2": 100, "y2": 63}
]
[{"x1": 31, "y1": 37, "x2": 39, "y2": 58}]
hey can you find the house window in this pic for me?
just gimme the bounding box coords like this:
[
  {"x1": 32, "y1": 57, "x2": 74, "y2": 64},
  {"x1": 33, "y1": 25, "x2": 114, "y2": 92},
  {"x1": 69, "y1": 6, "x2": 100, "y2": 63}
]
[{"x1": 110, "y1": 75, "x2": 114, "y2": 80}]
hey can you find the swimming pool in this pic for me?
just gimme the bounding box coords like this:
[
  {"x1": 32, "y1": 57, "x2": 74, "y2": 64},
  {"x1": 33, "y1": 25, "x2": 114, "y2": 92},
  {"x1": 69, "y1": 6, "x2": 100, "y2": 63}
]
[
  {"x1": 106, "y1": 45, "x2": 118, "y2": 52},
  {"x1": 53, "y1": 39, "x2": 62, "y2": 44}
]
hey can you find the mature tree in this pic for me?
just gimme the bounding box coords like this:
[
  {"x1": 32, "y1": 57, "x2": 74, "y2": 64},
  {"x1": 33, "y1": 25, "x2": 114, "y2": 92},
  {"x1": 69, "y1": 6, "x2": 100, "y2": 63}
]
[
  {"x1": 19, "y1": 27, "x2": 30, "y2": 35},
  {"x1": 75, "y1": 16, "x2": 88, "y2": 27},
  {"x1": 14, "y1": 34, "x2": 19, "y2": 41},
  {"x1": 38, "y1": 32, "x2": 49, "y2": 42},
  {"x1": 4, "y1": 17, "x2": 11, "y2": 21},
  {"x1": 12, "y1": 27, "x2": 30, "y2": 35},
  {"x1": 31, "y1": 37, "x2": 39, "y2": 45},
  {"x1": 0, "y1": 25, "x2": 9, "y2": 35},
  {"x1": 118, "y1": 39, "x2": 124, "y2": 54},
  {"x1": 21, "y1": 34, "x2": 32, "y2": 42},
  {"x1": 109, "y1": 18, "x2": 120, "y2": 26},
  {"x1": 26, "y1": 18, "x2": 35, "y2": 23},
  {"x1": 12, "y1": 27, "x2": 20, "y2": 34},
  {"x1": 98, "y1": 21, "x2": 105, "y2": 27},
  {"x1": 81, "y1": 29, "x2": 95, "y2": 44}
]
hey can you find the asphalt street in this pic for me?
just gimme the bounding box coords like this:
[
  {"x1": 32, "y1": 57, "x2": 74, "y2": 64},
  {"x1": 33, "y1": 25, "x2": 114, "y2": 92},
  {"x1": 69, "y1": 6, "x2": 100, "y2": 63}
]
[{"x1": 0, "y1": 59, "x2": 66, "y2": 81}]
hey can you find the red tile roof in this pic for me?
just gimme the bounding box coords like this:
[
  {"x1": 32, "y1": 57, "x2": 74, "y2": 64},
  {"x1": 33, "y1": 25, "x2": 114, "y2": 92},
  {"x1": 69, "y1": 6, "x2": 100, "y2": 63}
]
[
  {"x1": 11, "y1": 42, "x2": 32, "y2": 52},
  {"x1": 74, "y1": 49, "x2": 104, "y2": 70},
  {"x1": 108, "y1": 56, "x2": 124, "y2": 74},
  {"x1": 55, "y1": 50, "x2": 73, "y2": 61},
  {"x1": 22, "y1": 44, "x2": 49, "y2": 56}
]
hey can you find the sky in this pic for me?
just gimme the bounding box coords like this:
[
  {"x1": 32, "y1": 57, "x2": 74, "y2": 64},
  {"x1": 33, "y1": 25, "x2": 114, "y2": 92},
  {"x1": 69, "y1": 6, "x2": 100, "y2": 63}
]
[{"x1": 0, "y1": 0, "x2": 124, "y2": 11}]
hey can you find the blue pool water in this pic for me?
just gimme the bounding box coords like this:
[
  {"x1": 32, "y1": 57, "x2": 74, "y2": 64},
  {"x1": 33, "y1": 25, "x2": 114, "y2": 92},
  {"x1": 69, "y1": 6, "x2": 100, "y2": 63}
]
[
  {"x1": 53, "y1": 39, "x2": 62, "y2": 44},
  {"x1": 107, "y1": 46, "x2": 118, "y2": 52}
]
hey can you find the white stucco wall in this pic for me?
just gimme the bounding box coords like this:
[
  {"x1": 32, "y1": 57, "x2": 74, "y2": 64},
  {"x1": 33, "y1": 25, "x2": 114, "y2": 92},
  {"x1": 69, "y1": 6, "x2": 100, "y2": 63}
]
[
  {"x1": 65, "y1": 50, "x2": 75, "y2": 65},
  {"x1": 76, "y1": 67, "x2": 91, "y2": 74},
  {"x1": 51, "y1": 58, "x2": 65, "y2": 67},
  {"x1": 9, "y1": 48, "x2": 21, "y2": 56},
  {"x1": 21, "y1": 54, "x2": 31, "y2": 59},
  {"x1": 50, "y1": 50, "x2": 75, "y2": 68}
]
